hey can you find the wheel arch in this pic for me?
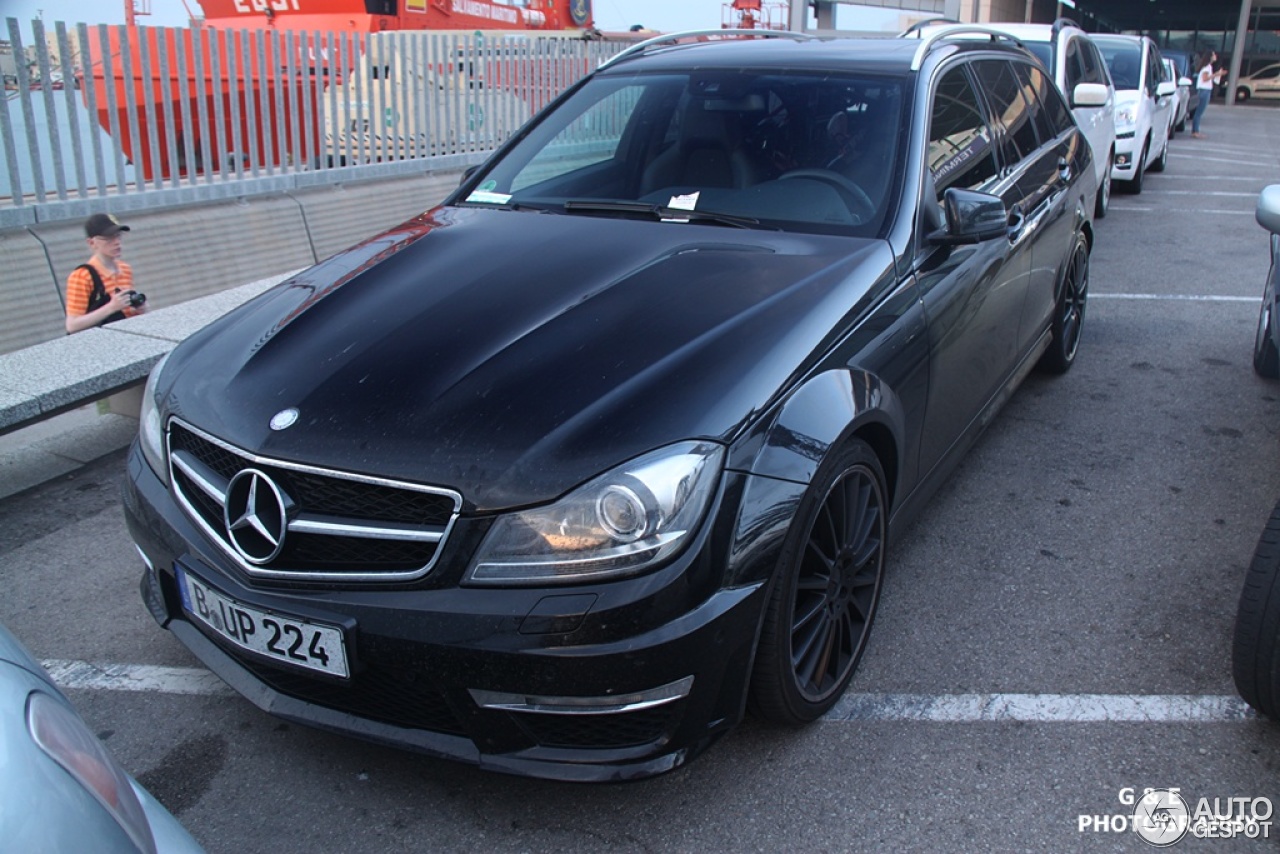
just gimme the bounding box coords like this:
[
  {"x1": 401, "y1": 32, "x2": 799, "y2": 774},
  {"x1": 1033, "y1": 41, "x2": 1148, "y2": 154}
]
[
  {"x1": 727, "y1": 366, "x2": 905, "y2": 504},
  {"x1": 721, "y1": 367, "x2": 906, "y2": 592}
]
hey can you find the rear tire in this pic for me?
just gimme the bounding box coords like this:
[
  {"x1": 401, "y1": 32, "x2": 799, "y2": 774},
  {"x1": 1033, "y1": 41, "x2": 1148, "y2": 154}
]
[
  {"x1": 1232, "y1": 500, "x2": 1280, "y2": 718},
  {"x1": 750, "y1": 439, "x2": 887, "y2": 724}
]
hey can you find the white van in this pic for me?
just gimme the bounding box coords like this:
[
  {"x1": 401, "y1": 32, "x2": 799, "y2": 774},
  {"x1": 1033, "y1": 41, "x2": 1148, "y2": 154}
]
[
  {"x1": 1090, "y1": 34, "x2": 1177, "y2": 194},
  {"x1": 978, "y1": 20, "x2": 1117, "y2": 218}
]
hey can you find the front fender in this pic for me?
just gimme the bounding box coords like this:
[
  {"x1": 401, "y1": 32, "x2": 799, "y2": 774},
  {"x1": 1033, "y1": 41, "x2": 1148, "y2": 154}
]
[{"x1": 721, "y1": 368, "x2": 909, "y2": 589}]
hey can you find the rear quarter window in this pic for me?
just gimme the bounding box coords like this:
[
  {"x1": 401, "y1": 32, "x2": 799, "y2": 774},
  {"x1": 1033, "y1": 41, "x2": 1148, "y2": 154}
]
[
  {"x1": 927, "y1": 64, "x2": 998, "y2": 195},
  {"x1": 973, "y1": 59, "x2": 1040, "y2": 164},
  {"x1": 1020, "y1": 61, "x2": 1075, "y2": 138}
]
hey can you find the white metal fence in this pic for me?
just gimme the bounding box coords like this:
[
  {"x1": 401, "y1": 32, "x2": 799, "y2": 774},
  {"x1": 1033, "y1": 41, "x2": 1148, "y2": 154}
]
[{"x1": 1, "y1": 18, "x2": 624, "y2": 226}]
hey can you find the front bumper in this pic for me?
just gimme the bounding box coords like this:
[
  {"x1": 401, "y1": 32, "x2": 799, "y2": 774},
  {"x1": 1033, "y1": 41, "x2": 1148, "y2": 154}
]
[{"x1": 124, "y1": 442, "x2": 768, "y2": 782}]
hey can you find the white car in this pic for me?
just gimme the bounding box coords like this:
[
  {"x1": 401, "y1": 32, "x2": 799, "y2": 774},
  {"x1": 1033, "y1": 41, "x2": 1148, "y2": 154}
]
[
  {"x1": 976, "y1": 21, "x2": 1117, "y2": 217},
  {"x1": 1091, "y1": 34, "x2": 1177, "y2": 194},
  {"x1": 1233, "y1": 62, "x2": 1280, "y2": 101},
  {"x1": 1163, "y1": 57, "x2": 1190, "y2": 136}
]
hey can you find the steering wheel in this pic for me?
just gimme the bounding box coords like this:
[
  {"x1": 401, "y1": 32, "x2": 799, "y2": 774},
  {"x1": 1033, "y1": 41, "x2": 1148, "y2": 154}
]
[{"x1": 778, "y1": 169, "x2": 876, "y2": 220}]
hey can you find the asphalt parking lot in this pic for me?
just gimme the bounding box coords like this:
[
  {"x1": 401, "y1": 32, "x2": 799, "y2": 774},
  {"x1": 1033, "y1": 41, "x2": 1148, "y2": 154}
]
[{"x1": 3, "y1": 103, "x2": 1279, "y2": 852}]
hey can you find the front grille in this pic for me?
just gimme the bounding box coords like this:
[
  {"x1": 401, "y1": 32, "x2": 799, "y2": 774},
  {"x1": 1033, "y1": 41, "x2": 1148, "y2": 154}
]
[
  {"x1": 238, "y1": 654, "x2": 467, "y2": 736},
  {"x1": 168, "y1": 419, "x2": 461, "y2": 583},
  {"x1": 510, "y1": 704, "x2": 680, "y2": 749}
]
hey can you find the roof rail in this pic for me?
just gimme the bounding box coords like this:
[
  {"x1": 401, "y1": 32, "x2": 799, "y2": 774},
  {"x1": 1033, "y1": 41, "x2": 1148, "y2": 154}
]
[
  {"x1": 905, "y1": 24, "x2": 1028, "y2": 71},
  {"x1": 599, "y1": 28, "x2": 817, "y2": 69},
  {"x1": 900, "y1": 17, "x2": 960, "y2": 37},
  {"x1": 1051, "y1": 17, "x2": 1082, "y2": 38}
]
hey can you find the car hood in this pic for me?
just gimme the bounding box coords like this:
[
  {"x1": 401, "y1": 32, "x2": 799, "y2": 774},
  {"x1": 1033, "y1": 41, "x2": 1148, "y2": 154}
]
[
  {"x1": 1113, "y1": 89, "x2": 1142, "y2": 110},
  {"x1": 163, "y1": 206, "x2": 892, "y2": 511}
]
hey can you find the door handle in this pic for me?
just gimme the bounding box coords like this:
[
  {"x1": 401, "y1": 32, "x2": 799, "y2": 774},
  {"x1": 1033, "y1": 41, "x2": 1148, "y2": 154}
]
[{"x1": 1007, "y1": 209, "x2": 1025, "y2": 241}]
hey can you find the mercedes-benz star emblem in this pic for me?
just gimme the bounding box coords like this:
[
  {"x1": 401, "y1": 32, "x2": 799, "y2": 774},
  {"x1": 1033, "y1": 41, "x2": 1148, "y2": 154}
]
[
  {"x1": 224, "y1": 469, "x2": 290, "y2": 564},
  {"x1": 270, "y1": 408, "x2": 299, "y2": 431}
]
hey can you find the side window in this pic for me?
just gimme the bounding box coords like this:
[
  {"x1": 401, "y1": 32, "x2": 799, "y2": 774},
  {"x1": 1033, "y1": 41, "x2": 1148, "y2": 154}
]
[
  {"x1": 973, "y1": 60, "x2": 1040, "y2": 164},
  {"x1": 927, "y1": 64, "x2": 998, "y2": 197},
  {"x1": 1082, "y1": 41, "x2": 1108, "y2": 86},
  {"x1": 1146, "y1": 45, "x2": 1161, "y2": 95},
  {"x1": 1065, "y1": 37, "x2": 1085, "y2": 94},
  {"x1": 1021, "y1": 61, "x2": 1074, "y2": 138}
]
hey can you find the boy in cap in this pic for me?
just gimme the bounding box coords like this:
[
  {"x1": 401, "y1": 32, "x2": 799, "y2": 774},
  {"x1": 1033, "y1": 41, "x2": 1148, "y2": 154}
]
[{"x1": 65, "y1": 213, "x2": 148, "y2": 334}]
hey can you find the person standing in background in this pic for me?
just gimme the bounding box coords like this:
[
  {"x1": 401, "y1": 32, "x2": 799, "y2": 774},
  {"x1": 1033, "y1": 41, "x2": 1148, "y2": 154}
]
[
  {"x1": 1191, "y1": 50, "x2": 1227, "y2": 139},
  {"x1": 64, "y1": 213, "x2": 148, "y2": 334}
]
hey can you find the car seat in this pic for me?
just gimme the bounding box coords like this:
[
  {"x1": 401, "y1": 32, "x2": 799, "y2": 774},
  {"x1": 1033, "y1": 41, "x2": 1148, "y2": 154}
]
[{"x1": 641, "y1": 97, "x2": 764, "y2": 194}]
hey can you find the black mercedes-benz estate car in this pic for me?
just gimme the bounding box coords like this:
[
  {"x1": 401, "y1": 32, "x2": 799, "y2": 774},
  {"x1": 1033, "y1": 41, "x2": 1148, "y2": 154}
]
[{"x1": 124, "y1": 26, "x2": 1095, "y2": 781}]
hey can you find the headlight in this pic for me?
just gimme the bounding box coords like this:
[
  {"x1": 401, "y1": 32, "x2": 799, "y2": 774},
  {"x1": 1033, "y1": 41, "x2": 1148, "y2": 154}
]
[
  {"x1": 138, "y1": 351, "x2": 170, "y2": 485},
  {"x1": 1114, "y1": 105, "x2": 1137, "y2": 131},
  {"x1": 27, "y1": 691, "x2": 158, "y2": 854},
  {"x1": 465, "y1": 441, "x2": 725, "y2": 586}
]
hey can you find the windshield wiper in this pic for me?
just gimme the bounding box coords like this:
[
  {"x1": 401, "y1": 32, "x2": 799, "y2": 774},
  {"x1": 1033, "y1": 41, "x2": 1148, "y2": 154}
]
[{"x1": 563, "y1": 199, "x2": 760, "y2": 229}]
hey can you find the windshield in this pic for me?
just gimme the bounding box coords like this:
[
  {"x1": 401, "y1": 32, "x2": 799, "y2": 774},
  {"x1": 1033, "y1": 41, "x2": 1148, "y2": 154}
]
[
  {"x1": 1093, "y1": 38, "x2": 1143, "y2": 90},
  {"x1": 1024, "y1": 42, "x2": 1053, "y2": 72},
  {"x1": 459, "y1": 68, "x2": 906, "y2": 237}
]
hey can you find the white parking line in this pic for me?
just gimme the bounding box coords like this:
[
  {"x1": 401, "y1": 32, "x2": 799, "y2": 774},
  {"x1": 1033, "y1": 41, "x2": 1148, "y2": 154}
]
[
  {"x1": 1153, "y1": 175, "x2": 1271, "y2": 181},
  {"x1": 1131, "y1": 190, "x2": 1259, "y2": 197},
  {"x1": 1090, "y1": 293, "x2": 1257, "y2": 302},
  {"x1": 1168, "y1": 153, "x2": 1271, "y2": 166},
  {"x1": 43, "y1": 659, "x2": 234, "y2": 696},
  {"x1": 828, "y1": 692, "x2": 1256, "y2": 722},
  {"x1": 43, "y1": 659, "x2": 1257, "y2": 723},
  {"x1": 1107, "y1": 206, "x2": 1253, "y2": 215}
]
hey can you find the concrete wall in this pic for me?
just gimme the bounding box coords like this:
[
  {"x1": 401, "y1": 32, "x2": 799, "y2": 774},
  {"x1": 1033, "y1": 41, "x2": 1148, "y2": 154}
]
[{"x1": 0, "y1": 166, "x2": 467, "y2": 356}]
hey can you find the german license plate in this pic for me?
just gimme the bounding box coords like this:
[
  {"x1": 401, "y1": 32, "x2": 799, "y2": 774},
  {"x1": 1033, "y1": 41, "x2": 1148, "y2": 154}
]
[{"x1": 177, "y1": 567, "x2": 349, "y2": 678}]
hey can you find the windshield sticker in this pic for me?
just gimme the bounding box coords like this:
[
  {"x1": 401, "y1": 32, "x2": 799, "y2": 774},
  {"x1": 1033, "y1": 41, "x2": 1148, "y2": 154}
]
[
  {"x1": 479, "y1": 179, "x2": 498, "y2": 191},
  {"x1": 667, "y1": 191, "x2": 700, "y2": 211},
  {"x1": 466, "y1": 190, "x2": 513, "y2": 205}
]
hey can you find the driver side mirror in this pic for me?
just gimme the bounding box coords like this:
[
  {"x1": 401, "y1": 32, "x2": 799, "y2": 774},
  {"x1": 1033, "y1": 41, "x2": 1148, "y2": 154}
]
[
  {"x1": 1156, "y1": 80, "x2": 1177, "y2": 97},
  {"x1": 1072, "y1": 82, "x2": 1109, "y2": 108},
  {"x1": 929, "y1": 188, "x2": 1008, "y2": 245}
]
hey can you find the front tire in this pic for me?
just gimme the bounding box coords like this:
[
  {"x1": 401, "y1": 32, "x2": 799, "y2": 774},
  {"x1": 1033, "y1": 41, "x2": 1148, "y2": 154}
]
[
  {"x1": 1253, "y1": 287, "x2": 1280, "y2": 378},
  {"x1": 1094, "y1": 152, "x2": 1112, "y2": 219},
  {"x1": 750, "y1": 439, "x2": 887, "y2": 724},
  {"x1": 1149, "y1": 135, "x2": 1168, "y2": 172},
  {"x1": 1124, "y1": 141, "x2": 1148, "y2": 194},
  {"x1": 1232, "y1": 500, "x2": 1280, "y2": 718},
  {"x1": 1037, "y1": 231, "x2": 1089, "y2": 374}
]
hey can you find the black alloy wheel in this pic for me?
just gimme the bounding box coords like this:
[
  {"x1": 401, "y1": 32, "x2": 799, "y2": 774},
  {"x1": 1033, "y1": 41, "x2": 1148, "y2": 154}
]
[
  {"x1": 1254, "y1": 280, "x2": 1280, "y2": 378},
  {"x1": 751, "y1": 439, "x2": 887, "y2": 723},
  {"x1": 1231, "y1": 499, "x2": 1280, "y2": 718},
  {"x1": 1037, "y1": 232, "x2": 1089, "y2": 374}
]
